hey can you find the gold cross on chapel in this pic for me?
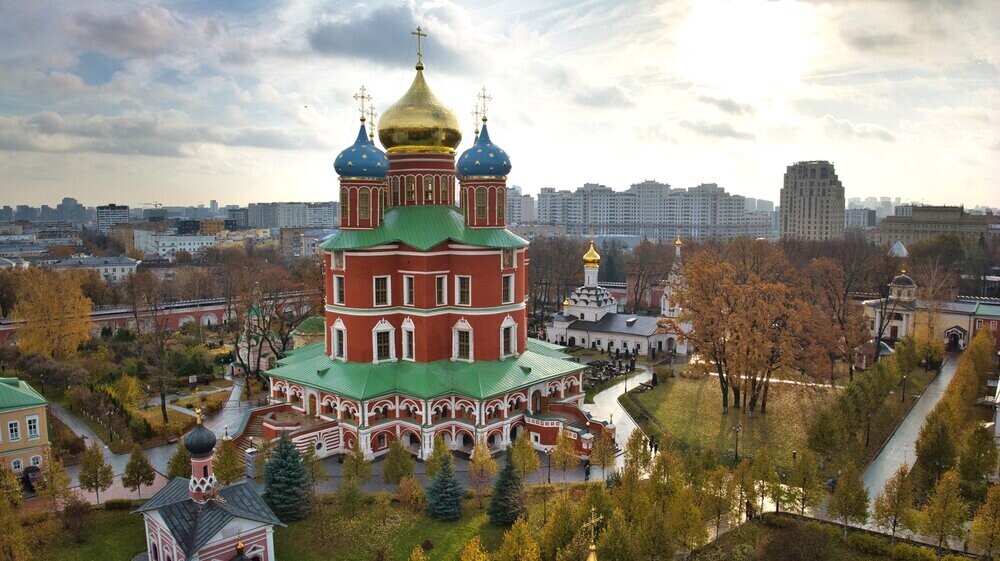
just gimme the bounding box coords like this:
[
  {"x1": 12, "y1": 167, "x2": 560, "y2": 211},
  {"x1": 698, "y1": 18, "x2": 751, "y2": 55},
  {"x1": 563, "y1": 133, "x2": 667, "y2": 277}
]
[
  {"x1": 476, "y1": 85, "x2": 492, "y2": 122},
  {"x1": 412, "y1": 26, "x2": 427, "y2": 69},
  {"x1": 353, "y1": 86, "x2": 372, "y2": 122},
  {"x1": 584, "y1": 506, "x2": 603, "y2": 546},
  {"x1": 366, "y1": 105, "x2": 378, "y2": 141}
]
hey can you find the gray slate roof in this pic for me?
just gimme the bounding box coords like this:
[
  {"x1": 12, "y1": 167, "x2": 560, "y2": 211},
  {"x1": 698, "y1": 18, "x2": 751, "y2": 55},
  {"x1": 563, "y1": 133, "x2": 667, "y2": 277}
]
[
  {"x1": 134, "y1": 477, "x2": 283, "y2": 559},
  {"x1": 568, "y1": 313, "x2": 661, "y2": 337},
  {"x1": 51, "y1": 255, "x2": 138, "y2": 267}
]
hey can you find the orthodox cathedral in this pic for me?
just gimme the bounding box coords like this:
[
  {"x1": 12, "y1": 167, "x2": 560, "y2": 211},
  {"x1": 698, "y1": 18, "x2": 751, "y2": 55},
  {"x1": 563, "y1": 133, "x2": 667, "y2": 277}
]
[{"x1": 260, "y1": 35, "x2": 613, "y2": 460}]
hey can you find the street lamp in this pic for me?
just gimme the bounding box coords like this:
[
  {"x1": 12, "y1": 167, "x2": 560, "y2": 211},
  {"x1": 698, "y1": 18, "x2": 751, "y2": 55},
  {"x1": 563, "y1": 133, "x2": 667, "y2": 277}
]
[
  {"x1": 865, "y1": 411, "x2": 873, "y2": 447},
  {"x1": 732, "y1": 425, "x2": 742, "y2": 462},
  {"x1": 900, "y1": 375, "x2": 908, "y2": 403},
  {"x1": 546, "y1": 448, "x2": 552, "y2": 484}
]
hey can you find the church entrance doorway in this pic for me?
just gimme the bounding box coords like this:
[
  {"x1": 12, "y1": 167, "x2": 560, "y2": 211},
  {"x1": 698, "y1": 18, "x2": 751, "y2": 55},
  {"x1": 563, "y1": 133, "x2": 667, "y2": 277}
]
[
  {"x1": 531, "y1": 390, "x2": 543, "y2": 413},
  {"x1": 308, "y1": 395, "x2": 317, "y2": 416}
]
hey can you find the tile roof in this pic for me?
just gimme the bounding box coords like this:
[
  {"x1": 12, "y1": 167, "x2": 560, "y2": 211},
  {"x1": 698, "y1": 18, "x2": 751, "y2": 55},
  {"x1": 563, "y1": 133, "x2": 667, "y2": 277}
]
[
  {"x1": 134, "y1": 478, "x2": 283, "y2": 559},
  {"x1": 0, "y1": 378, "x2": 46, "y2": 410},
  {"x1": 320, "y1": 206, "x2": 527, "y2": 252},
  {"x1": 568, "y1": 313, "x2": 662, "y2": 337},
  {"x1": 267, "y1": 343, "x2": 585, "y2": 400}
]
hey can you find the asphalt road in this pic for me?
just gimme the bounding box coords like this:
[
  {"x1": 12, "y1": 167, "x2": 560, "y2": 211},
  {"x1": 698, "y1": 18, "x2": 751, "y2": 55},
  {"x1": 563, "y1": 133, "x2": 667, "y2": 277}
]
[{"x1": 862, "y1": 355, "x2": 957, "y2": 503}]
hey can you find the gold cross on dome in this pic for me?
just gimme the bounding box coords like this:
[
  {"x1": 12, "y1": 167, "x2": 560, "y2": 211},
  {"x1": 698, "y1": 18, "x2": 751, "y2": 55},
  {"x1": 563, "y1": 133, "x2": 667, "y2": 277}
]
[
  {"x1": 366, "y1": 105, "x2": 378, "y2": 140},
  {"x1": 471, "y1": 106, "x2": 483, "y2": 135},
  {"x1": 476, "y1": 86, "x2": 492, "y2": 121},
  {"x1": 353, "y1": 86, "x2": 371, "y2": 122},
  {"x1": 412, "y1": 26, "x2": 427, "y2": 68}
]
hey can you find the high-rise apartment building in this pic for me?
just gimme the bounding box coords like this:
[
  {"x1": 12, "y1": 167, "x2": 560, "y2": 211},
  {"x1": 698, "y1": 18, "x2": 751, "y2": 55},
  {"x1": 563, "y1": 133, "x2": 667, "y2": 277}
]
[
  {"x1": 536, "y1": 181, "x2": 770, "y2": 240},
  {"x1": 96, "y1": 203, "x2": 130, "y2": 235},
  {"x1": 247, "y1": 202, "x2": 338, "y2": 228},
  {"x1": 779, "y1": 161, "x2": 845, "y2": 241},
  {"x1": 504, "y1": 186, "x2": 537, "y2": 226},
  {"x1": 845, "y1": 208, "x2": 877, "y2": 230}
]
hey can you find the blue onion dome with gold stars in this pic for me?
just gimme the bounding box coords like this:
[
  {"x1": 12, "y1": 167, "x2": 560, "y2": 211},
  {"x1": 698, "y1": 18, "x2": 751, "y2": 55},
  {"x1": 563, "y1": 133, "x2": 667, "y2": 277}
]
[
  {"x1": 334, "y1": 123, "x2": 387, "y2": 179},
  {"x1": 457, "y1": 123, "x2": 511, "y2": 178}
]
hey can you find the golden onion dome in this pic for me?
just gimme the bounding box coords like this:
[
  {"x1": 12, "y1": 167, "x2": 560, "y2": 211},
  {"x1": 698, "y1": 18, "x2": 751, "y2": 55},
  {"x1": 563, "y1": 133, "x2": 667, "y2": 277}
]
[
  {"x1": 583, "y1": 240, "x2": 601, "y2": 268},
  {"x1": 674, "y1": 235, "x2": 683, "y2": 247},
  {"x1": 377, "y1": 69, "x2": 461, "y2": 154},
  {"x1": 562, "y1": 298, "x2": 571, "y2": 307}
]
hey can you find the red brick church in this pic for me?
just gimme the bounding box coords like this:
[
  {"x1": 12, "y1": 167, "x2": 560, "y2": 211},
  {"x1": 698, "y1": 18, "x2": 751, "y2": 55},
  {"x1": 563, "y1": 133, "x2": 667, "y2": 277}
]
[{"x1": 259, "y1": 37, "x2": 613, "y2": 461}]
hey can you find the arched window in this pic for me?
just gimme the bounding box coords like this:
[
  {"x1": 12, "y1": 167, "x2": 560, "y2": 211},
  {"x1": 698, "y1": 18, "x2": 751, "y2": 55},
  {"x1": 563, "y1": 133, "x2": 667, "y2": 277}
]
[
  {"x1": 380, "y1": 189, "x2": 388, "y2": 217},
  {"x1": 496, "y1": 188, "x2": 505, "y2": 222},
  {"x1": 475, "y1": 188, "x2": 487, "y2": 219},
  {"x1": 203, "y1": 465, "x2": 209, "y2": 477},
  {"x1": 391, "y1": 177, "x2": 400, "y2": 206},
  {"x1": 423, "y1": 176, "x2": 434, "y2": 202},
  {"x1": 405, "y1": 177, "x2": 416, "y2": 202},
  {"x1": 340, "y1": 188, "x2": 349, "y2": 220},
  {"x1": 359, "y1": 190, "x2": 370, "y2": 219}
]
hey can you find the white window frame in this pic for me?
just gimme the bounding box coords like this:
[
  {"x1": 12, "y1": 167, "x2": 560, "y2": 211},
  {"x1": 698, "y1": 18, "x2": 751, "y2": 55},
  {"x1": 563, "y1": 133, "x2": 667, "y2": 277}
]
[
  {"x1": 456, "y1": 276, "x2": 472, "y2": 307},
  {"x1": 333, "y1": 275, "x2": 345, "y2": 305},
  {"x1": 435, "y1": 275, "x2": 448, "y2": 306},
  {"x1": 26, "y1": 415, "x2": 39, "y2": 440},
  {"x1": 11, "y1": 459, "x2": 22, "y2": 472},
  {"x1": 401, "y1": 317, "x2": 415, "y2": 361},
  {"x1": 30, "y1": 455, "x2": 41, "y2": 467},
  {"x1": 371, "y1": 319, "x2": 396, "y2": 364},
  {"x1": 373, "y1": 275, "x2": 391, "y2": 307},
  {"x1": 331, "y1": 251, "x2": 345, "y2": 269},
  {"x1": 502, "y1": 274, "x2": 515, "y2": 305},
  {"x1": 332, "y1": 318, "x2": 347, "y2": 361},
  {"x1": 452, "y1": 318, "x2": 474, "y2": 362},
  {"x1": 499, "y1": 315, "x2": 518, "y2": 358},
  {"x1": 8, "y1": 421, "x2": 20, "y2": 442},
  {"x1": 501, "y1": 249, "x2": 515, "y2": 269},
  {"x1": 403, "y1": 275, "x2": 415, "y2": 306}
]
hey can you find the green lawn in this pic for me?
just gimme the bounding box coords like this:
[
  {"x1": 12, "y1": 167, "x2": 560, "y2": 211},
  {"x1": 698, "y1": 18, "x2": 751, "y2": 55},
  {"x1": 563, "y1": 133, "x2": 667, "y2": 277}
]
[
  {"x1": 35, "y1": 510, "x2": 146, "y2": 561},
  {"x1": 274, "y1": 498, "x2": 506, "y2": 561},
  {"x1": 629, "y1": 375, "x2": 832, "y2": 469}
]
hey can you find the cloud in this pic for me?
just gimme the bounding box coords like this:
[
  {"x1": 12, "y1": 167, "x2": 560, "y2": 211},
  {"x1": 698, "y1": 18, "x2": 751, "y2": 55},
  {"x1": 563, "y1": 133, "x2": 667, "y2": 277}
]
[
  {"x1": 679, "y1": 120, "x2": 755, "y2": 140},
  {"x1": 842, "y1": 31, "x2": 907, "y2": 52},
  {"x1": 0, "y1": 110, "x2": 328, "y2": 157},
  {"x1": 574, "y1": 86, "x2": 632, "y2": 108},
  {"x1": 73, "y1": 52, "x2": 125, "y2": 86},
  {"x1": 68, "y1": 7, "x2": 180, "y2": 58},
  {"x1": 821, "y1": 115, "x2": 896, "y2": 142},
  {"x1": 307, "y1": 4, "x2": 470, "y2": 72},
  {"x1": 698, "y1": 95, "x2": 754, "y2": 116}
]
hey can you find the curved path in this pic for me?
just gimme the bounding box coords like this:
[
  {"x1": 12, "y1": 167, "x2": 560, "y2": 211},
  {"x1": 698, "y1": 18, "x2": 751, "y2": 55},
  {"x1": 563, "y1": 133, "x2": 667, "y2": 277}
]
[{"x1": 581, "y1": 365, "x2": 652, "y2": 468}]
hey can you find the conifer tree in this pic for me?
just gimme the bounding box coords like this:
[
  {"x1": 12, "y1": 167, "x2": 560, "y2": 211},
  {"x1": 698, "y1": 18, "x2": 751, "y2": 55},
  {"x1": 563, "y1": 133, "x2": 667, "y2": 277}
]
[
  {"x1": 872, "y1": 463, "x2": 915, "y2": 540},
  {"x1": 342, "y1": 443, "x2": 372, "y2": 484},
  {"x1": 829, "y1": 461, "x2": 869, "y2": 538},
  {"x1": 166, "y1": 440, "x2": 192, "y2": 479},
  {"x1": 383, "y1": 438, "x2": 414, "y2": 485},
  {"x1": 469, "y1": 439, "x2": 498, "y2": 508},
  {"x1": 495, "y1": 517, "x2": 541, "y2": 561},
  {"x1": 589, "y1": 431, "x2": 616, "y2": 479},
  {"x1": 37, "y1": 451, "x2": 71, "y2": 510},
  {"x1": 212, "y1": 438, "x2": 244, "y2": 486},
  {"x1": 459, "y1": 536, "x2": 490, "y2": 561},
  {"x1": 509, "y1": 431, "x2": 540, "y2": 480},
  {"x1": 79, "y1": 440, "x2": 113, "y2": 504},
  {"x1": 425, "y1": 435, "x2": 450, "y2": 479},
  {"x1": 263, "y1": 433, "x2": 312, "y2": 522},
  {"x1": 970, "y1": 483, "x2": 1000, "y2": 559},
  {"x1": 426, "y1": 453, "x2": 464, "y2": 521},
  {"x1": 122, "y1": 444, "x2": 156, "y2": 498},
  {"x1": 0, "y1": 464, "x2": 21, "y2": 508},
  {"x1": 920, "y1": 470, "x2": 967, "y2": 554},
  {"x1": 489, "y1": 455, "x2": 526, "y2": 525}
]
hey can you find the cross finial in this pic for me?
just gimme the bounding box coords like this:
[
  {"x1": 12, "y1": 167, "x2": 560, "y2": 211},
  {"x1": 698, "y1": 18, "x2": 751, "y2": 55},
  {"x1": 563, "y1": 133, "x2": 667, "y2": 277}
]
[
  {"x1": 411, "y1": 26, "x2": 427, "y2": 70},
  {"x1": 353, "y1": 86, "x2": 371, "y2": 123},
  {"x1": 584, "y1": 506, "x2": 603, "y2": 546},
  {"x1": 476, "y1": 86, "x2": 492, "y2": 122},
  {"x1": 366, "y1": 105, "x2": 378, "y2": 141},
  {"x1": 471, "y1": 106, "x2": 483, "y2": 138}
]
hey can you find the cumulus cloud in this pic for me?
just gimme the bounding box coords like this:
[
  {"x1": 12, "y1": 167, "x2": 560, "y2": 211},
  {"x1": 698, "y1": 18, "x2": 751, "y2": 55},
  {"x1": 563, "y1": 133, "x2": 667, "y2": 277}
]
[
  {"x1": 68, "y1": 7, "x2": 180, "y2": 58},
  {"x1": 679, "y1": 120, "x2": 755, "y2": 140},
  {"x1": 842, "y1": 31, "x2": 907, "y2": 52},
  {"x1": 0, "y1": 110, "x2": 328, "y2": 157},
  {"x1": 821, "y1": 115, "x2": 896, "y2": 142},
  {"x1": 698, "y1": 96, "x2": 754, "y2": 116}
]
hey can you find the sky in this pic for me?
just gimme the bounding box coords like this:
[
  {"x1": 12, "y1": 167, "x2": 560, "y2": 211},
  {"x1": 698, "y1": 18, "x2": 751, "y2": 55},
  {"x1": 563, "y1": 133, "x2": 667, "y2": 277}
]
[{"x1": 0, "y1": 0, "x2": 997, "y2": 209}]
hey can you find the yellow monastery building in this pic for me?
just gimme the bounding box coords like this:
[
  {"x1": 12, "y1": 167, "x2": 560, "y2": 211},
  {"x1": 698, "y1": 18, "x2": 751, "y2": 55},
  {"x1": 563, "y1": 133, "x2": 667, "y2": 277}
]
[{"x1": 0, "y1": 377, "x2": 49, "y2": 475}]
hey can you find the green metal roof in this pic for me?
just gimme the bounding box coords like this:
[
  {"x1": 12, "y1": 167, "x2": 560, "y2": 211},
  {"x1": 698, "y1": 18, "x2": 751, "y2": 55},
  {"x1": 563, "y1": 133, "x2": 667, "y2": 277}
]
[
  {"x1": 526, "y1": 338, "x2": 574, "y2": 360},
  {"x1": 977, "y1": 303, "x2": 1000, "y2": 318},
  {"x1": 266, "y1": 343, "x2": 584, "y2": 401},
  {"x1": 320, "y1": 206, "x2": 528, "y2": 251},
  {"x1": 0, "y1": 378, "x2": 46, "y2": 411},
  {"x1": 294, "y1": 316, "x2": 326, "y2": 334}
]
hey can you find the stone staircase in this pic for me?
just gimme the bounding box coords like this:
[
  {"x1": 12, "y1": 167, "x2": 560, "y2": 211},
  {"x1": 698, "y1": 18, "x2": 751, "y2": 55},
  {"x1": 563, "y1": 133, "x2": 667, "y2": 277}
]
[{"x1": 234, "y1": 415, "x2": 265, "y2": 460}]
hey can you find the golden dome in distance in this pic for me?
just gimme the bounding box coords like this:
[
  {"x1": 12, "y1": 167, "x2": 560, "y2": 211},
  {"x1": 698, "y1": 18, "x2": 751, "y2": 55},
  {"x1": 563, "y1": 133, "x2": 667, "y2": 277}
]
[
  {"x1": 674, "y1": 235, "x2": 683, "y2": 247},
  {"x1": 377, "y1": 28, "x2": 461, "y2": 154},
  {"x1": 583, "y1": 240, "x2": 601, "y2": 268}
]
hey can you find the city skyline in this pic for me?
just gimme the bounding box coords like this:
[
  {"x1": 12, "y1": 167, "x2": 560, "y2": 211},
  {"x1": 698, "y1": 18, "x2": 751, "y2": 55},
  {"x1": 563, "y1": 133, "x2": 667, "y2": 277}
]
[{"x1": 1, "y1": 1, "x2": 998, "y2": 208}]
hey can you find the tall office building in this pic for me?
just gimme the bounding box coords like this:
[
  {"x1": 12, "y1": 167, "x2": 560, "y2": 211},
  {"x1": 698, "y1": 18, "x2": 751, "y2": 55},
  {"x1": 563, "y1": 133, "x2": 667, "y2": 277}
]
[
  {"x1": 96, "y1": 203, "x2": 131, "y2": 235},
  {"x1": 779, "y1": 161, "x2": 845, "y2": 241}
]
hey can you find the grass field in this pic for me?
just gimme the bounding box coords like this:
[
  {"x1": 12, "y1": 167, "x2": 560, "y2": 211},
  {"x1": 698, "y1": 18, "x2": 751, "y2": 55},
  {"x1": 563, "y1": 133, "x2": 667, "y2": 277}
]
[
  {"x1": 35, "y1": 510, "x2": 146, "y2": 561},
  {"x1": 629, "y1": 375, "x2": 832, "y2": 469}
]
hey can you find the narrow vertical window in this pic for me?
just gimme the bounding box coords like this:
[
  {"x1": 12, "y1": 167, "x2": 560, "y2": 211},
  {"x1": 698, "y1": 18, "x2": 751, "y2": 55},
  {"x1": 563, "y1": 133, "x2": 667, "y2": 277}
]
[
  {"x1": 503, "y1": 326, "x2": 514, "y2": 356},
  {"x1": 392, "y1": 177, "x2": 400, "y2": 206},
  {"x1": 435, "y1": 276, "x2": 447, "y2": 306},
  {"x1": 502, "y1": 274, "x2": 514, "y2": 304},
  {"x1": 376, "y1": 331, "x2": 391, "y2": 360},
  {"x1": 359, "y1": 190, "x2": 370, "y2": 219},
  {"x1": 403, "y1": 276, "x2": 414, "y2": 306},
  {"x1": 497, "y1": 189, "x2": 505, "y2": 221},
  {"x1": 334, "y1": 276, "x2": 345, "y2": 305},
  {"x1": 340, "y1": 188, "x2": 349, "y2": 219},
  {"x1": 423, "y1": 176, "x2": 434, "y2": 202},
  {"x1": 405, "y1": 177, "x2": 416, "y2": 202},
  {"x1": 374, "y1": 276, "x2": 389, "y2": 306},
  {"x1": 457, "y1": 331, "x2": 470, "y2": 359},
  {"x1": 475, "y1": 188, "x2": 487, "y2": 219},
  {"x1": 457, "y1": 276, "x2": 471, "y2": 306},
  {"x1": 404, "y1": 329, "x2": 414, "y2": 359}
]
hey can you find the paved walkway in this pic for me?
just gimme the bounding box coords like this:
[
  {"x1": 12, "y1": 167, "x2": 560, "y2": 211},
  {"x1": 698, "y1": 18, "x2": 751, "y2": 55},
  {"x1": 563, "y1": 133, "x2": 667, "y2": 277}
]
[
  {"x1": 862, "y1": 355, "x2": 955, "y2": 503},
  {"x1": 204, "y1": 378, "x2": 251, "y2": 438}
]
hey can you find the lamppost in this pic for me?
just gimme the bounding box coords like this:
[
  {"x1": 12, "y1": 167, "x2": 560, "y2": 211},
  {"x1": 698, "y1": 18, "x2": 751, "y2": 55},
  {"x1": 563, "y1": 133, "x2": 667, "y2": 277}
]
[
  {"x1": 546, "y1": 448, "x2": 552, "y2": 484},
  {"x1": 900, "y1": 375, "x2": 908, "y2": 403},
  {"x1": 733, "y1": 425, "x2": 742, "y2": 463},
  {"x1": 105, "y1": 409, "x2": 114, "y2": 443},
  {"x1": 865, "y1": 411, "x2": 873, "y2": 447}
]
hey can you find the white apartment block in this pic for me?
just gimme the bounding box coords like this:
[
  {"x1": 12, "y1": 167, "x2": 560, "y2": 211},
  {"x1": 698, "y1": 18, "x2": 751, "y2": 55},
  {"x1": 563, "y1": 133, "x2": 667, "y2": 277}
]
[
  {"x1": 50, "y1": 255, "x2": 140, "y2": 282},
  {"x1": 505, "y1": 187, "x2": 537, "y2": 226},
  {"x1": 96, "y1": 204, "x2": 130, "y2": 235},
  {"x1": 133, "y1": 230, "x2": 215, "y2": 262},
  {"x1": 779, "y1": 161, "x2": 846, "y2": 241},
  {"x1": 248, "y1": 202, "x2": 338, "y2": 228},
  {"x1": 536, "y1": 181, "x2": 771, "y2": 240}
]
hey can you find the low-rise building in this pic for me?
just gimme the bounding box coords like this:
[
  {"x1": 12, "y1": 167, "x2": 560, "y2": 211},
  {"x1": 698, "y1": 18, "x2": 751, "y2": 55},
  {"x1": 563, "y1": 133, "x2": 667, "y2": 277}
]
[
  {"x1": 50, "y1": 255, "x2": 140, "y2": 282},
  {"x1": 134, "y1": 230, "x2": 216, "y2": 262},
  {"x1": 0, "y1": 377, "x2": 49, "y2": 476},
  {"x1": 879, "y1": 205, "x2": 994, "y2": 246}
]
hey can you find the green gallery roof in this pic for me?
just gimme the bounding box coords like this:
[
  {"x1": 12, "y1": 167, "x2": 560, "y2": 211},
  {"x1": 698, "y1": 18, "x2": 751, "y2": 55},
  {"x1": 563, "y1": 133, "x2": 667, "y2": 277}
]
[
  {"x1": 266, "y1": 341, "x2": 585, "y2": 401},
  {"x1": 0, "y1": 377, "x2": 46, "y2": 410},
  {"x1": 320, "y1": 206, "x2": 528, "y2": 252}
]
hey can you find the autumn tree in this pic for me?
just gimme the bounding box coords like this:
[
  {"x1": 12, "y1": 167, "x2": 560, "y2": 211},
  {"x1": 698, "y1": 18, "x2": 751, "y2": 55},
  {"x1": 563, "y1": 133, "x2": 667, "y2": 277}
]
[
  {"x1": 805, "y1": 257, "x2": 869, "y2": 383},
  {"x1": 829, "y1": 461, "x2": 868, "y2": 538},
  {"x1": 626, "y1": 238, "x2": 673, "y2": 312},
  {"x1": 703, "y1": 466, "x2": 737, "y2": 539},
  {"x1": 383, "y1": 438, "x2": 414, "y2": 485},
  {"x1": 166, "y1": 441, "x2": 192, "y2": 479},
  {"x1": 916, "y1": 403, "x2": 959, "y2": 484},
  {"x1": 589, "y1": 431, "x2": 616, "y2": 479},
  {"x1": 79, "y1": 440, "x2": 113, "y2": 504},
  {"x1": 789, "y1": 449, "x2": 824, "y2": 516},
  {"x1": 0, "y1": 464, "x2": 21, "y2": 508},
  {"x1": 970, "y1": 484, "x2": 1000, "y2": 559},
  {"x1": 920, "y1": 470, "x2": 967, "y2": 553},
  {"x1": 122, "y1": 444, "x2": 156, "y2": 498},
  {"x1": 342, "y1": 444, "x2": 372, "y2": 485},
  {"x1": 213, "y1": 438, "x2": 244, "y2": 485},
  {"x1": 958, "y1": 423, "x2": 998, "y2": 484},
  {"x1": 469, "y1": 439, "x2": 498, "y2": 508},
  {"x1": 872, "y1": 463, "x2": 915, "y2": 540},
  {"x1": 550, "y1": 431, "x2": 577, "y2": 487},
  {"x1": 0, "y1": 499, "x2": 31, "y2": 561},
  {"x1": 425, "y1": 435, "x2": 450, "y2": 480},
  {"x1": 495, "y1": 518, "x2": 541, "y2": 561},
  {"x1": 509, "y1": 431, "x2": 540, "y2": 481},
  {"x1": 459, "y1": 536, "x2": 490, "y2": 561},
  {"x1": 123, "y1": 270, "x2": 173, "y2": 423},
  {"x1": 11, "y1": 269, "x2": 93, "y2": 359}
]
